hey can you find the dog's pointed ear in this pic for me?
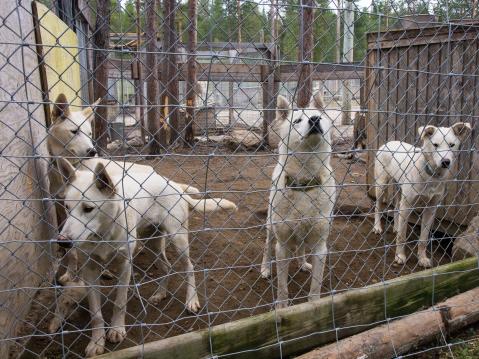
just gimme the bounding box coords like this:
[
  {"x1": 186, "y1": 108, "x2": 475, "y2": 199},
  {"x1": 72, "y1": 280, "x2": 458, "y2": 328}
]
[
  {"x1": 82, "y1": 98, "x2": 101, "y2": 121},
  {"x1": 418, "y1": 125, "x2": 437, "y2": 140},
  {"x1": 56, "y1": 157, "x2": 76, "y2": 183},
  {"x1": 94, "y1": 162, "x2": 115, "y2": 196},
  {"x1": 452, "y1": 122, "x2": 472, "y2": 141},
  {"x1": 310, "y1": 91, "x2": 324, "y2": 110},
  {"x1": 52, "y1": 93, "x2": 70, "y2": 122},
  {"x1": 276, "y1": 95, "x2": 290, "y2": 121}
]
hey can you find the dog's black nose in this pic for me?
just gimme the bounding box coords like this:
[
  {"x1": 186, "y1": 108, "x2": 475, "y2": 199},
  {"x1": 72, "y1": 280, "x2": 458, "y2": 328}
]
[
  {"x1": 86, "y1": 148, "x2": 97, "y2": 157},
  {"x1": 57, "y1": 234, "x2": 72, "y2": 248},
  {"x1": 441, "y1": 159, "x2": 451, "y2": 168},
  {"x1": 308, "y1": 116, "x2": 323, "y2": 134}
]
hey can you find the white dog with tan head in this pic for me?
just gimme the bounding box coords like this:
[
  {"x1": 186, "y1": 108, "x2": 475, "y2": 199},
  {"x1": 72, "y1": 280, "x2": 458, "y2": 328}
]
[
  {"x1": 373, "y1": 122, "x2": 471, "y2": 267},
  {"x1": 55, "y1": 158, "x2": 236, "y2": 357},
  {"x1": 261, "y1": 92, "x2": 336, "y2": 309}
]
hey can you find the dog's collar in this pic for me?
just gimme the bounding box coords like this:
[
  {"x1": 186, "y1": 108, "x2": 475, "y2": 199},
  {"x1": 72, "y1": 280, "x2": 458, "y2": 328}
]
[
  {"x1": 285, "y1": 175, "x2": 322, "y2": 191},
  {"x1": 424, "y1": 162, "x2": 442, "y2": 178}
]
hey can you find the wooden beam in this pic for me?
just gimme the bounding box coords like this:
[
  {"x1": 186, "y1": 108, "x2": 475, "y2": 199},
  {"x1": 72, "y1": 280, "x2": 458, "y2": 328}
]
[
  {"x1": 163, "y1": 0, "x2": 180, "y2": 145},
  {"x1": 96, "y1": 257, "x2": 479, "y2": 359},
  {"x1": 145, "y1": 0, "x2": 163, "y2": 154},
  {"x1": 184, "y1": 0, "x2": 197, "y2": 146},
  {"x1": 108, "y1": 60, "x2": 364, "y2": 83},
  {"x1": 297, "y1": 0, "x2": 314, "y2": 108},
  {"x1": 92, "y1": 0, "x2": 111, "y2": 152}
]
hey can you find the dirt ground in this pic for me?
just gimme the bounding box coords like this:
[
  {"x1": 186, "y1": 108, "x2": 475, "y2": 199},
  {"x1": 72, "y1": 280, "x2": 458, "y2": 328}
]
[{"x1": 20, "y1": 142, "x2": 456, "y2": 358}]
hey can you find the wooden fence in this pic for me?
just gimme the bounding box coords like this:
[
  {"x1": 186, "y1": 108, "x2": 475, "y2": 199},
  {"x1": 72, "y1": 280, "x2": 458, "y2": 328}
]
[{"x1": 365, "y1": 23, "x2": 479, "y2": 228}]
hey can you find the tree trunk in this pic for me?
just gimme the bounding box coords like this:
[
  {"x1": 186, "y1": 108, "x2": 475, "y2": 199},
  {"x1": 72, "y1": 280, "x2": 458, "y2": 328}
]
[
  {"x1": 297, "y1": 0, "x2": 314, "y2": 108},
  {"x1": 163, "y1": 0, "x2": 180, "y2": 146},
  {"x1": 184, "y1": 0, "x2": 197, "y2": 146},
  {"x1": 145, "y1": 0, "x2": 162, "y2": 154},
  {"x1": 93, "y1": 0, "x2": 111, "y2": 153}
]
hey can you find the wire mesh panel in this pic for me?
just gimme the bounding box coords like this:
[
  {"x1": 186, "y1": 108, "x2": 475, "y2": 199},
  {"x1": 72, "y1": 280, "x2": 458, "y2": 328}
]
[{"x1": 1, "y1": 0, "x2": 479, "y2": 358}]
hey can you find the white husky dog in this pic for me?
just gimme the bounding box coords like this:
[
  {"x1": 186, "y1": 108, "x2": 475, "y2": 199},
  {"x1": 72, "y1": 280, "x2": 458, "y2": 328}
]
[
  {"x1": 373, "y1": 122, "x2": 471, "y2": 267},
  {"x1": 54, "y1": 158, "x2": 236, "y2": 357},
  {"x1": 261, "y1": 93, "x2": 337, "y2": 309},
  {"x1": 47, "y1": 93, "x2": 199, "y2": 283}
]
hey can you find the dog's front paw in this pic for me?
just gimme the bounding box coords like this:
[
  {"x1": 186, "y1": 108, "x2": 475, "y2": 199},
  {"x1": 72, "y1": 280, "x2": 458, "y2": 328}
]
[
  {"x1": 394, "y1": 253, "x2": 406, "y2": 265},
  {"x1": 148, "y1": 291, "x2": 168, "y2": 306},
  {"x1": 58, "y1": 271, "x2": 74, "y2": 285},
  {"x1": 373, "y1": 225, "x2": 383, "y2": 234},
  {"x1": 418, "y1": 256, "x2": 433, "y2": 268},
  {"x1": 300, "y1": 262, "x2": 312, "y2": 272},
  {"x1": 48, "y1": 317, "x2": 62, "y2": 334},
  {"x1": 101, "y1": 269, "x2": 115, "y2": 280},
  {"x1": 107, "y1": 326, "x2": 126, "y2": 343},
  {"x1": 260, "y1": 264, "x2": 271, "y2": 279},
  {"x1": 186, "y1": 295, "x2": 201, "y2": 313},
  {"x1": 85, "y1": 337, "x2": 105, "y2": 358}
]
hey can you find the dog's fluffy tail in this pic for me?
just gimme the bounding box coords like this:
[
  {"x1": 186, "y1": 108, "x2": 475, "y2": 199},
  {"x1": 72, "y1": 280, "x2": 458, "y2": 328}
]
[
  {"x1": 184, "y1": 195, "x2": 237, "y2": 213},
  {"x1": 174, "y1": 182, "x2": 201, "y2": 195}
]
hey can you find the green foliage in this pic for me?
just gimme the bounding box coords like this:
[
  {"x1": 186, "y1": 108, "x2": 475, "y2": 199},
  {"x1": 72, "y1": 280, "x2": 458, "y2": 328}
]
[{"x1": 103, "y1": 0, "x2": 479, "y2": 66}]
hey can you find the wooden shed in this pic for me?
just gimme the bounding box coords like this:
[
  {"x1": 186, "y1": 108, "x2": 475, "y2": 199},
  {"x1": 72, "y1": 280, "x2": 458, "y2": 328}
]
[{"x1": 365, "y1": 22, "x2": 479, "y2": 230}]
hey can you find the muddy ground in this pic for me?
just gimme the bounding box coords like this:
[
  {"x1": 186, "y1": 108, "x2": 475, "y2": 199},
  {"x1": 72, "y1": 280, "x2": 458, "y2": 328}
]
[{"x1": 20, "y1": 143, "x2": 456, "y2": 358}]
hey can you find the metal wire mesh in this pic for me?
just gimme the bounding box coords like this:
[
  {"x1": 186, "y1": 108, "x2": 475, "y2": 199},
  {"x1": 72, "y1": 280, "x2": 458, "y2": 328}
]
[{"x1": 1, "y1": 0, "x2": 479, "y2": 358}]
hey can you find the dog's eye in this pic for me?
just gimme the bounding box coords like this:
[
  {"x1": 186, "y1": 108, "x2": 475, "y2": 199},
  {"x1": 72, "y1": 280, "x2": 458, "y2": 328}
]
[
  {"x1": 83, "y1": 205, "x2": 94, "y2": 213},
  {"x1": 433, "y1": 143, "x2": 439, "y2": 148},
  {"x1": 449, "y1": 143, "x2": 455, "y2": 148},
  {"x1": 293, "y1": 118, "x2": 302, "y2": 124},
  {"x1": 71, "y1": 129, "x2": 79, "y2": 135}
]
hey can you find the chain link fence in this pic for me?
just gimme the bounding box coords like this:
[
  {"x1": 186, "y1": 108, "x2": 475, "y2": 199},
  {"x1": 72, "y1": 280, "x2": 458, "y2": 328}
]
[{"x1": 1, "y1": 0, "x2": 479, "y2": 358}]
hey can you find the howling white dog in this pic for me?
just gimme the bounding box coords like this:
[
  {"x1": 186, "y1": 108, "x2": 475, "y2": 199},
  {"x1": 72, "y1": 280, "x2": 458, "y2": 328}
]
[
  {"x1": 373, "y1": 122, "x2": 471, "y2": 267},
  {"x1": 261, "y1": 92, "x2": 336, "y2": 308}
]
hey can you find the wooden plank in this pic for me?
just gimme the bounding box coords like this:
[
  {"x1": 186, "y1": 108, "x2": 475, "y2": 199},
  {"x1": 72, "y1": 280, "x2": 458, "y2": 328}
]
[
  {"x1": 366, "y1": 49, "x2": 379, "y2": 195},
  {"x1": 459, "y1": 39, "x2": 476, "y2": 224},
  {"x1": 386, "y1": 48, "x2": 398, "y2": 142},
  {"x1": 107, "y1": 60, "x2": 363, "y2": 83},
  {"x1": 367, "y1": 26, "x2": 478, "y2": 49},
  {"x1": 470, "y1": 40, "x2": 479, "y2": 225},
  {"x1": 32, "y1": 2, "x2": 82, "y2": 109},
  {"x1": 403, "y1": 44, "x2": 418, "y2": 142},
  {"x1": 415, "y1": 45, "x2": 428, "y2": 137},
  {"x1": 397, "y1": 45, "x2": 411, "y2": 141},
  {"x1": 96, "y1": 257, "x2": 479, "y2": 359}
]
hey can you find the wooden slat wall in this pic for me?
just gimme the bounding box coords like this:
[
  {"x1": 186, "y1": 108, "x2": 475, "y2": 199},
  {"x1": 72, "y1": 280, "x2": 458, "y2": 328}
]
[{"x1": 366, "y1": 25, "x2": 479, "y2": 228}]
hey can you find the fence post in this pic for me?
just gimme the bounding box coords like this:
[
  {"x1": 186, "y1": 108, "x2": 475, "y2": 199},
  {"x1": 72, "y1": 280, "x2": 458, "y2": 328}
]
[
  {"x1": 341, "y1": 0, "x2": 355, "y2": 125},
  {"x1": 185, "y1": 0, "x2": 197, "y2": 146},
  {"x1": 297, "y1": 0, "x2": 314, "y2": 108},
  {"x1": 93, "y1": 0, "x2": 111, "y2": 153},
  {"x1": 164, "y1": 0, "x2": 180, "y2": 146},
  {"x1": 145, "y1": 0, "x2": 163, "y2": 154}
]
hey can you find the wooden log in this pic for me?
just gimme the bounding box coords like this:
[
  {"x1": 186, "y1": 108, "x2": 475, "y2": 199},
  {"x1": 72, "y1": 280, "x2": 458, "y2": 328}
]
[
  {"x1": 297, "y1": 0, "x2": 314, "y2": 108},
  {"x1": 96, "y1": 257, "x2": 479, "y2": 359},
  {"x1": 184, "y1": 0, "x2": 197, "y2": 146},
  {"x1": 163, "y1": 0, "x2": 180, "y2": 146},
  {"x1": 296, "y1": 286, "x2": 479, "y2": 359},
  {"x1": 145, "y1": 0, "x2": 163, "y2": 154},
  {"x1": 93, "y1": 0, "x2": 111, "y2": 152}
]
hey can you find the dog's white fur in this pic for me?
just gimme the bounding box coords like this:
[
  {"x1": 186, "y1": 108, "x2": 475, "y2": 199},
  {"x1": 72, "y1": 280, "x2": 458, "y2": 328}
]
[
  {"x1": 55, "y1": 158, "x2": 236, "y2": 357},
  {"x1": 47, "y1": 94, "x2": 200, "y2": 284},
  {"x1": 260, "y1": 93, "x2": 337, "y2": 308},
  {"x1": 373, "y1": 123, "x2": 471, "y2": 267}
]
